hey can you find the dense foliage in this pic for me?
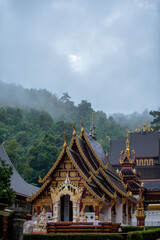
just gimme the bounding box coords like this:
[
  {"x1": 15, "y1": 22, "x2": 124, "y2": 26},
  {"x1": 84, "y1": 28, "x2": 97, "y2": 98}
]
[
  {"x1": 150, "y1": 110, "x2": 160, "y2": 131},
  {"x1": 24, "y1": 233, "x2": 123, "y2": 240},
  {"x1": 127, "y1": 228, "x2": 160, "y2": 240},
  {"x1": 0, "y1": 106, "x2": 125, "y2": 185},
  {"x1": 0, "y1": 158, "x2": 15, "y2": 205}
]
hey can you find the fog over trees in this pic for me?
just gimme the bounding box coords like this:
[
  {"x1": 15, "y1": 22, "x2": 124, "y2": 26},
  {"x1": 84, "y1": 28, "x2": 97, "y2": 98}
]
[{"x1": 0, "y1": 81, "x2": 158, "y2": 185}]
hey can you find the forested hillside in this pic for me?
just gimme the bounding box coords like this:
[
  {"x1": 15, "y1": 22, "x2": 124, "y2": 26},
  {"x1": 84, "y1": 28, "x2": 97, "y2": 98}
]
[
  {"x1": 0, "y1": 81, "x2": 158, "y2": 185},
  {"x1": 0, "y1": 107, "x2": 125, "y2": 185}
]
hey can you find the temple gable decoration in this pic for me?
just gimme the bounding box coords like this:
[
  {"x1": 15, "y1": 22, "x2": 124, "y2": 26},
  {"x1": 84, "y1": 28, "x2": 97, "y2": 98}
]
[{"x1": 50, "y1": 173, "x2": 83, "y2": 222}]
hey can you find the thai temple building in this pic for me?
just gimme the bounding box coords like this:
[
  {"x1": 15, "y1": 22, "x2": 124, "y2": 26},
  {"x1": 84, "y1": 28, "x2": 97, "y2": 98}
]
[
  {"x1": 1, "y1": 116, "x2": 160, "y2": 228},
  {"x1": 27, "y1": 118, "x2": 139, "y2": 225},
  {"x1": 108, "y1": 122, "x2": 160, "y2": 226}
]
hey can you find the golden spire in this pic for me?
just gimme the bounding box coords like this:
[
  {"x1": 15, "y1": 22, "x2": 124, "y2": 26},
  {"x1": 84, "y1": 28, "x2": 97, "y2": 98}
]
[
  {"x1": 138, "y1": 124, "x2": 141, "y2": 132},
  {"x1": 92, "y1": 112, "x2": 94, "y2": 121},
  {"x1": 100, "y1": 137, "x2": 102, "y2": 145},
  {"x1": 72, "y1": 120, "x2": 76, "y2": 137},
  {"x1": 125, "y1": 130, "x2": 130, "y2": 156},
  {"x1": 148, "y1": 123, "x2": 151, "y2": 132},
  {"x1": 63, "y1": 132, "x2": 67, "y2": 149},
  {"x1": 143, "y1": 121, "x2": 146, "y2": 132},
  {"x1": 81, "y1": 119, "x2": 84, "y2": 133}
]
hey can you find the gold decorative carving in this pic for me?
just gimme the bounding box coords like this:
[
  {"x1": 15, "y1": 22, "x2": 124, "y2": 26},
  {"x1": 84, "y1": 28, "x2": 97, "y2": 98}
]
[
  {"x1": 65, "y1": 163, "x2": 72, "y2": 169},
  {"x1": 70, "y1": 171, "x2": 76, "y2": 177},
  {"x1": 50, "y1": 173, "x2": 83, "y2": 202},
  {"x1": 60, "y1": 172, "x2": 66, "y2": 177}
]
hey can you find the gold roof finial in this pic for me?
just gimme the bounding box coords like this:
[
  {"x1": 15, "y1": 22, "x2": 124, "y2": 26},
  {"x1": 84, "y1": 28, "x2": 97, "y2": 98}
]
[
  {"x1": 72, "y1": 120, "x2": 76, "y2": 137},
  {"x1": 141, "y1": 182, "x2": 145, "y2": 188},
  {"x1": 125, "y1": 129, "x2": 130, "y2": 156},
  {"x1": 100, "y1": 137, "x2": 102, "y2": 145},
  {"x1": 81, "y1": 119, "x2": 84, "y2": 133},
  {"x1": 63, "y1": 132, "x2": 67, "y2": 149},
  {"x1": 138, "y1": 124, "x2": 141, "y2": 132},
  {"x1": 148, "y1": 123, "x2": 151, "y2": 132},
  {"x1": 143, "y1": 121, "x2": 146, "y2": 132},
  {"x1": 92, "y1": 112, "x2": 94, "y2": 121}
]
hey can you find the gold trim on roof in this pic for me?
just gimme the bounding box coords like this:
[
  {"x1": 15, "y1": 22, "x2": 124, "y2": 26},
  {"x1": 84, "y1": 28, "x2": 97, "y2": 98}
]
[
  {"x1": 81, "y1": 179, "x2": 101, "y2": 202},
  {"x1": 69, "y1": 135, "x2": 97, "y2": 174},
  {"x1": 66, "y1": 148, "x2": 88, "y2": 182},
  {"x1": 80, "y1": 131, "x2": 104, "y2": 168},
  {"x1": 99, "y1": 167, "x2": 127, "y2": 197},
  {"x1": 90, "y1": 172, "x2": 114, "y2": 198},
  {"x1": 27, "y1": 179, "x2": 50, "y2": 202}
]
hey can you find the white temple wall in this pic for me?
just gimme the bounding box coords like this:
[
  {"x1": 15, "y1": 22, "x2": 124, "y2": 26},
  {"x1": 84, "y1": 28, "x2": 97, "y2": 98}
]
[
  {"x1": 132, "y1": 210, "x2": 160, "y2": 226},
  {"x1": 116, "y1": 201, "x2": 123, "y2": 224}
]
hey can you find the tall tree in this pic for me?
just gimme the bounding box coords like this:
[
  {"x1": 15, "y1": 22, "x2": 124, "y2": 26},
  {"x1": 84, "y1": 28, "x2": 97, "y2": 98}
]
[{"x1": 0, "y1": 158, "x2": 15, "y2": 205}]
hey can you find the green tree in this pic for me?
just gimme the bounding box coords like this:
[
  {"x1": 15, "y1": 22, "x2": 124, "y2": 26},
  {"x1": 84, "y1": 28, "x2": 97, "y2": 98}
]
[
  {"x1": 0, "y1": 158, "x2": 15, "y2": 205},
  {"x1": 150, "y1": 110, "x2": 160, "y2": 131}
]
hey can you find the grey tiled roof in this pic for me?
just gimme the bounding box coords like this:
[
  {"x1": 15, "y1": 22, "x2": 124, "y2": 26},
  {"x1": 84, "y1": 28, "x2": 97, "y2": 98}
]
[
  {"x1": 85, "y1": 133, "x2": 107, "y2": 165},
  {"x1": 108, "y1": 131, "x2": 160, "y2": 165},
  {"x1": 141, "y1": 180, "x2": 160, "y2": 191},
  {"x1": 0, "y1": 145, "x2": 39, "y2": 197}
]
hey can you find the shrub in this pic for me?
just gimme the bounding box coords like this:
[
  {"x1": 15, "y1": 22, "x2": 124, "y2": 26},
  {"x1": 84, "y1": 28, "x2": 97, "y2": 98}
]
[
  {"x1": 121, "y1": 226, "x2": 147, "y2": 233},
  {"x1": 24, "y1": 233, "x2": 123, "y2": 240},
  {"x1": 127, "y1": 228, "x2": 160, "y2": 240}
]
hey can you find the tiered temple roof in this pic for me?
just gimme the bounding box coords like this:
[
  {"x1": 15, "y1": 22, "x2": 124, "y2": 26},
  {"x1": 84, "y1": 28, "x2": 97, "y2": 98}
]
[
  {"x1": 29, "y1": 122, "x2": 134, "y2": 203},
  {"x1": 108, "y1": 127, "x2": 160, "y2": 194}
]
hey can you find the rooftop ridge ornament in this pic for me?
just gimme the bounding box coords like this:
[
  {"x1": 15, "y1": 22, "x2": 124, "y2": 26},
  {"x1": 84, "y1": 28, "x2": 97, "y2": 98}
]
[
  {"x1": 143, "y1": 121, "x2": 146, "y2": 132},
  {"x1": 89, "y1": 112, "x2": 97, "y2": 140},
  {"x1": 81, "y1": 119, "x2": 84, "y2": 133},
  {"x1": 72, "y1": 120, "x2": 76, "y2": 137},
  {"x1": 63, "y1": 132, "x2": 67, "y2": 149},
  {"x1": 138, "y1": 124, "x2": 141, "y2": 132},
  {"x1": 148, "y1": 123, "x2": 151, "y2": 132}
]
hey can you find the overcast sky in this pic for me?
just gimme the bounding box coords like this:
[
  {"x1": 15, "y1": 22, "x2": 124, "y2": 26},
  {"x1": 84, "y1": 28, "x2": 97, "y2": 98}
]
[{"x1": 0, "y1": 0, "x2": 160, "y2": 114}]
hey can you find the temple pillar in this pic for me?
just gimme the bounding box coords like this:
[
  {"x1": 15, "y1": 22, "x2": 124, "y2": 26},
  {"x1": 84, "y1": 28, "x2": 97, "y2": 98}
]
[
  {"x1": 107, "y1": 206, "x2": 111, "y2": 222},
  {"x1": 73, "y1": 201, "x2": 78, "y2": 222},
  {"x1": 53, "y1": 201, "x2": 59, "y2": 222},
  {"x1": 95, "y1": 203, "x2": 99, "y2": 221},
  {"x1": 116, "y1": 202, "x2": 123, "y2": 223}
]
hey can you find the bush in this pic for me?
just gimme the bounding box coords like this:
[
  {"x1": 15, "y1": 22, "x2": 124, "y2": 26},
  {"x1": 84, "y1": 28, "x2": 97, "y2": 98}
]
[
  {"x1": 24, "y1": 233, "x2": 123, "y2": 240},
  {"x1": 127, "y1": 228, "x2": 160, "y2": 240},
  {"x1": 121, "y1": 226, "x2": 147, "y2": 233}
]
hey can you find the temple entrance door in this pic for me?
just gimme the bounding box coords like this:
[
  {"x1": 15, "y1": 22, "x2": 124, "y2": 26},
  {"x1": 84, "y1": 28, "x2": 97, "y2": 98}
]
[{"x1": 60, "y1": 195, "x2": 73, "y2": 221}]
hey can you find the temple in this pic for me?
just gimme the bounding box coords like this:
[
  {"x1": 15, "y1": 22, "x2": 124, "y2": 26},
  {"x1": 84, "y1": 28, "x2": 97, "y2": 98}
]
[
  {"x1": 108, "y1": 122, "x2": 160, "y2": 226},
  {"x1": 27, "y1": 119, "x2": 137, "y2": 225},
  {"x1": 1, "y1": 117, "x2": 160, "y2": 228}
]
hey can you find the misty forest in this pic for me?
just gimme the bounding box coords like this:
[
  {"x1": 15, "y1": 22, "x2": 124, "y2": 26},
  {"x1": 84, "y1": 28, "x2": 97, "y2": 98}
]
[{"x1": 0, "y1": 81, "x2": 159, "y2": 185}]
